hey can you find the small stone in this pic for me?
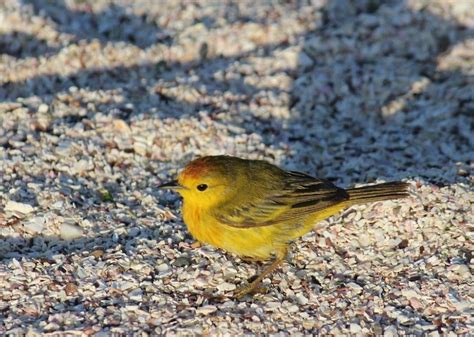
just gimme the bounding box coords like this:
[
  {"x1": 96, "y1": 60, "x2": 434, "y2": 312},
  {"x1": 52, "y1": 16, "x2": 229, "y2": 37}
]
[
  {"x1": 32, "y1": 114, "x2": 51, "y2": 131},
  {"x1": 287, "y1": 304, "x2": 299, "y2": 312},
  {"x1": 298, "y1": 51, "x2": 314, "y2": 69},
  {"x1": 401, "y1": 288, "x2": 419, "y2": 299},
  {"x1": 265, "y1": 302, "x2": 280, "y2": 310},
  {"x1": 426, "y1": 256, "x2": 440, "y2": 265},
  {"x1": 72, "y1": 159, "x2": 93, "y2": 174},
  {"x1": 295, "y1": 293, "x2": 308, "y2": 305},
  {"x1": 302, "y1": 320, "x2": 315, "y2": 329},
  {"x1": 23, "y1": 216, "x2": 45, "y2": 234},
  {"x1": 60, "y1": 223, "x2": 83, "y2": 240},
  {"x1": 157, "y1": 263, "x2": 169, "y2": 272},
  {"x1": 128, "y1": 227, "x2": 140, "y2": 237},
  {"x1": 5, "y1": 201, "x2": 34, "y2": 216},
  {"x1": 128, "y1": 288, "x2": 143, "y2": 301},
  {"x1": 398, "y1": 239, "x2": 409, "y2": 249},
  {"x1": 216, "y1": 282, "x2": 236, "y2": 292},
  {"x1": 350, "y1": 323, "x2": 362, "y2": 334},
  {"x1": 373, "y1": 229, "x2": 385, "y2": 243},
  {"x1": 38, "y1": 104, "x2": 49, "y2": 113},
  {"x1": 43, "y1": 323, "x2": 60, "y2": 332},
  {"x1": 113, "y1": 119, "x2": 131, "y2": 134},
  {"x1": 133, "y1": 141, "x2": 148, "y2": 156},
  {"x1": 118, "y1": 281, "x2": 136, "y2": 291},
  {"x1": 174, "y1": 256, "x2": 192, "y2": 267},
  {"x1": 295, "y1": 270, "x2": 307, "y2": 279},
  {"x1": 196, "y1": 305, "x2": 217, "y2": 315},
  {"x1": 449, "y1": 264, "x2": 470, "y2": 277},
  {"x1": 64, "y1": 283, "x2": 78, "y2": 296},
  {"x1": 409, "y1": 298, "x2": 424, "y2": 311},
  {"x1": 450, "y1": 300, "x2": 470, "y2": 312},
  {"x1": 358, "y1": 233, "x2": 371, "y2": 247},
  {"x1": 347, "y1": 282, "x2": 363, "y2": 294},
  {"x1": 373, "y1": 324, "x2": 383, "y2": 335},
  {"x1": 384, "y1": 325, "x2": 399, "y2": 337},
  {"x1": 91, "y1": 249, "x2": 105, "y2": 259}
]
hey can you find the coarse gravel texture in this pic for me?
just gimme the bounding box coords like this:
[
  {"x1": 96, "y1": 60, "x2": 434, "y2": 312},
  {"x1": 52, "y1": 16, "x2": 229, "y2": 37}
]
[{"x1": 0, "y1": 0, "x2": 473, "y2": 335}]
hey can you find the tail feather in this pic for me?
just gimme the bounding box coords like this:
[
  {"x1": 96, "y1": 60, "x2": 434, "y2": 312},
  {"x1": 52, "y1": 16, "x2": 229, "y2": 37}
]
[{"x1": 345, "y1": 182, "x2": 410, "y2": 206}]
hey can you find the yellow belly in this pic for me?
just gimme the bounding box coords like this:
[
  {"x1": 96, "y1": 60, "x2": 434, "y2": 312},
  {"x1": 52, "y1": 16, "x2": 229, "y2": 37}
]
[{"x1": 182, "y1": 202, "x2": 347, "y2": 260}]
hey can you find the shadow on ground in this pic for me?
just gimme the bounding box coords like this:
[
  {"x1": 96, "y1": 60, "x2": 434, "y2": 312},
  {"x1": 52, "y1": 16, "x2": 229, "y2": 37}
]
[
  {"x1": 286, "y1": 0, "x2": 473, "y2": 185},
  {"x1": 22, "y1": 0, "x2": 168, "y2": 48}
]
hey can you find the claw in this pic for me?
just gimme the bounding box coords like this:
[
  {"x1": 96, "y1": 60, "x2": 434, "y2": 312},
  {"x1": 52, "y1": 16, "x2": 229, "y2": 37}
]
[{"x1": 233, "y1": 251, "x2": 286, "y2": 299}]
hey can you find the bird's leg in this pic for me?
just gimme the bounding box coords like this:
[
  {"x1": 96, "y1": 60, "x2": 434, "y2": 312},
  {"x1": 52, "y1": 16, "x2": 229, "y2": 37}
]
[{"x1": 234, "y1": 249, "x2": 287, "y2": 299}]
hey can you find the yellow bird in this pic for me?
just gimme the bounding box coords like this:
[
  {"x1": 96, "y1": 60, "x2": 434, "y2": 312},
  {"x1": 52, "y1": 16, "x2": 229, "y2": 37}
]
[{"x1": 159, "y1": 155, "x2": 409, "y2": 298}]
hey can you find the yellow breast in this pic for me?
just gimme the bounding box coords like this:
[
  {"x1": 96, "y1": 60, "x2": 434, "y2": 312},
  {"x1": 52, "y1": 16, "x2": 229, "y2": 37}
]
[
  {"x1": 183, "y1": 202, "x2": 281, "y2": 259},
  {"x1": 182, "y1": 201, "x2": 348, "y2": 260}
]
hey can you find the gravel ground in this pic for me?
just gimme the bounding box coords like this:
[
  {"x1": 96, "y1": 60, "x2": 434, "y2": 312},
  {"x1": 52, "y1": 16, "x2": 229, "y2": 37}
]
[{"x1": 0, "y1": 0, "x2": 473, "y2": 335}]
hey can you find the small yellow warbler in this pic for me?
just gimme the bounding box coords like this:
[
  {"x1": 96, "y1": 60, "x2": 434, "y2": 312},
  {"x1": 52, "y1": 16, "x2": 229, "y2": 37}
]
[{"x1": 159, "y1": 155, "x2": 409, "y2": 298}]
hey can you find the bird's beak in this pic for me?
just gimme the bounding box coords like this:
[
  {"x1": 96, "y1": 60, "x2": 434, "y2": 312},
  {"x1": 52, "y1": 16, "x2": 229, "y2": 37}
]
[{"x1": 157, "y1": 180, "x2": 184, "y2": 190}]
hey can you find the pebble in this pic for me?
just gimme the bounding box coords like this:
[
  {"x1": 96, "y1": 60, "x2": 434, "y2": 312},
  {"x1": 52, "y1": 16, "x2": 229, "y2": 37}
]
[
  {"x1": 350, "y1": 323, "x2": 362, "y2": 334},
  {"x1": 358, "y1": 233, "x2": 371, "y2": 247},
  {"x1": 401, "y1": 288, "x2": 419, "y2": 299},
  {"x1": 59, "y1": 222, "x2": 83, "y2": 240},
  {"x1": 295, "y1": 293, "x2": 308, "y2": 305},
  {"x1": 409, "y1": 298, "x2": 424, "y2": 311},
  {"x1": 115, "y1": 281, "x2": 135, "y2": 291},
  {"x1": 128, "y1": 288, "x2": 143, "y2": 301},
  {"x1": 64, "y1": 283, "x2": 78, "y2": 296},
  {"x1": 265, "y1": 302, "x2": 281, "y2": 311},
  {"x1": 37, "y1": 104, "x2": 49, "y2": 113},
  {"x1": 287, "y1": 304, "x2": 299, "y2": 313},
  {"x1": 156, "y1": 263, "x2": 169, "y2": 273},
  {"x1": 173, "y1": 256, "x2": 192, "y2": 267},
  {"x1": 347, "y1": 282, "x2": 363, "y2": 294},
  {"x1": 23, "y1": 216, "x2": 45, "y2": 234},
  {"x1": 196, "y1": 305, "x2": 217, "y2": 315},
  {"x1": 216, "y1": 282, "x2": 236, "y2": 292},
  {"x1": 448, "y1": 264, "x2": 470, "y2": 278},
  {"x1": 5, "y1": 201, "x2": 34, "y2": 216},
  {"x1": 91, "y1": 249, "x2": 105, "y2": 259},
  {"x1": 384, "y1": 325, "x2": 399, "y2": 337}
]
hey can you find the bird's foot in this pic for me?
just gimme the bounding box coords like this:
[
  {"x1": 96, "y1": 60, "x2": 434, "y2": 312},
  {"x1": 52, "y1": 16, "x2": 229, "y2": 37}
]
[{"x1": 234, "y1": 283, "x2": 268, "y2": 299}]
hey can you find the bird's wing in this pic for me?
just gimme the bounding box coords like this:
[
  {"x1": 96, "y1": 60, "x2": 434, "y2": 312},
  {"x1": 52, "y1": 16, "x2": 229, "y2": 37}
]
[{"x1": 214, "y1": 170, "x2": 349, "y2": 228}]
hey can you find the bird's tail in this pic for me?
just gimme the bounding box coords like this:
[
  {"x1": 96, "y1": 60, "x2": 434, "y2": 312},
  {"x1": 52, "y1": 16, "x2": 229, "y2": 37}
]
[{"x1": 345, "y1": 182, "x2": 410, "y2": 206}]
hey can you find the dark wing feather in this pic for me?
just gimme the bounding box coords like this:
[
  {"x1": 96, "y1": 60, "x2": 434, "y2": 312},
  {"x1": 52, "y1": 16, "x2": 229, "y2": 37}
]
[{"x1": 214, "y1": 170, "x2": 349, "y2": 228}]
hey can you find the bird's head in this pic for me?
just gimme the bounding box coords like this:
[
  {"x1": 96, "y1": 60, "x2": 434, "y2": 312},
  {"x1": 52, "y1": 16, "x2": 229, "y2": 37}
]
[{"x1": 159, "y1": 156, "x2": 241, "y2": 208}]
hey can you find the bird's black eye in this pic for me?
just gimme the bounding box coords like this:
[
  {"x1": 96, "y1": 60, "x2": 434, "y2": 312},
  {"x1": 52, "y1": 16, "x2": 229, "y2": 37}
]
[{"x1": 197, "y1": 184, "x2": 208, "y2": 191}]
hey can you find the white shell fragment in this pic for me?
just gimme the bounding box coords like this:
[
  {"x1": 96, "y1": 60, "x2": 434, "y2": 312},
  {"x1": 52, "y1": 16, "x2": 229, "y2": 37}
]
[
  {"x1": 5, "y1": 201, "x2": 34, "y2": 216},
  {"x1": 59, "y1": 222, "x2": 84, "y2": 240},
  {"x1": 23, "y1": 216, "x2": 45, "y2": 234}
]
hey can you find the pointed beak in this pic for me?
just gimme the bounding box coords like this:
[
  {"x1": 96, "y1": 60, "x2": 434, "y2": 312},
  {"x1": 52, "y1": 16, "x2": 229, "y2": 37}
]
[{"x1": 157, "y1": 180, "x2": 184, "y2": 190}]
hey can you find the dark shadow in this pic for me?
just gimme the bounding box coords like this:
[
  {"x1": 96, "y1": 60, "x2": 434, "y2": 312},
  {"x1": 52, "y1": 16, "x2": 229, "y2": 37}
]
[
  {"x1": 0, "y1": 224, "x2": 180, "y2": 260},
  {"x1": 0, "y1": 31, "x2": 58, "y2": 58},
  {"x1": 287, "y1": 0, "x2": 473, "y2": 186},
  {"x1": 21, "y1": 0, "x2": 168, "y2": 48},
  {"x1": 0, "y1": 45, "x2": 281, "y2": 119}
]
